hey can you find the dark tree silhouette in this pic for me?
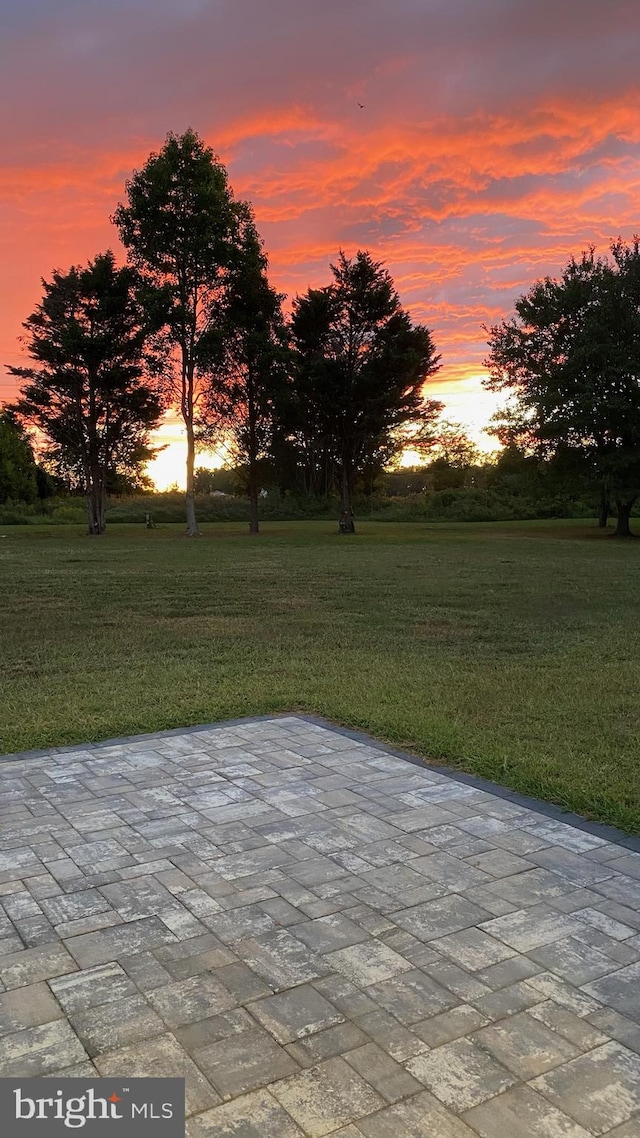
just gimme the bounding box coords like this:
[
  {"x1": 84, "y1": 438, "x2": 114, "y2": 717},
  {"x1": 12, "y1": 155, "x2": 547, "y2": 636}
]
[
  {"x1": 290, "y1": 251, "x2": 442, "y2": 532},
  {"x1": 485, "y1": 241, "x2": 640, "y2": 537},
  {"x1": 8, "y1": 252, "x2": 162, "y2": 534},
  {"x1": 198, "y1": 209, "x2": 289, "y2": 535},
  {"x1": 113, "y1": 130, "x2": 243, "y2": 536},
  {"x1": 0, "y1": 411, "x2": 38, "y2": 503}
]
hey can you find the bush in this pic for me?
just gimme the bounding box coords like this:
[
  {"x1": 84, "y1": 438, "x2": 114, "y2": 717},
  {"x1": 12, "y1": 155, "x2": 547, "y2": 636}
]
[
  {"x1": 0, "y1": 487, "x2": 627, "y2": 527},
  {"x1": 106, "y1": 492, "x2": 336, "y2": 524},
  {"x1": 358, "y1": 489, "x2": 596, "y2": 523},
  {"x1": 0, "y1": 498, "x2": 86, "y2": 525}
]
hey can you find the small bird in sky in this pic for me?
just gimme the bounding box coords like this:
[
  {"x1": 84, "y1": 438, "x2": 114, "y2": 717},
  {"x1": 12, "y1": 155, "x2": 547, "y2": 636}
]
[{"x1": 358, "y1": 102, "x2": 365, "y2": 109}]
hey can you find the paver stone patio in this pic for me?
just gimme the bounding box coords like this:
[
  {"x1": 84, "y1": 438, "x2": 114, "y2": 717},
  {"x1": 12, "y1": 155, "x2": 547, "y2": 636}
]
[{"x1": 1, "y1": 714, "x2": 640, "y2": 1135}]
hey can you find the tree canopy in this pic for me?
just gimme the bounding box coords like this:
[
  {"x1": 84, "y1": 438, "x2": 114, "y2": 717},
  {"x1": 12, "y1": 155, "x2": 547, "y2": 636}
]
[
  {"x1": 8, "y1": 251, "x2": 162, "y2": 533},
  {"x1": 289, "y1": 250, "x2": 442, "y2": 531},
  {"x1": 485, "y1": 241, "x2": 640, "y2": 536}
]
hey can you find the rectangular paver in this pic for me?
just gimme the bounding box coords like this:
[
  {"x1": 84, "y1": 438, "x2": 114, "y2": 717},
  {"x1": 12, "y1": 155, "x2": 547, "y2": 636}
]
[
  {"x1": 193, "y1": 1026, "x2": 299, "y2": 1100},
  {"x1": 271, "y1": 1057, "x2": 385, "y2": 1136}
]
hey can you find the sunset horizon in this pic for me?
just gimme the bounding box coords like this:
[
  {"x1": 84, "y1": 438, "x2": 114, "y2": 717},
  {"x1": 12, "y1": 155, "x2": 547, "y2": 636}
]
[{"x1": 2, "y1": 1, "x2": 638, "y2": 488}]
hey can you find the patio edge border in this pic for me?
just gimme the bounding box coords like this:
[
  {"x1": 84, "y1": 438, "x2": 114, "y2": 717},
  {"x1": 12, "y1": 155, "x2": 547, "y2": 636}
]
[{"x1": 2, "y1": 712, "x2": 638, "y2": 853}]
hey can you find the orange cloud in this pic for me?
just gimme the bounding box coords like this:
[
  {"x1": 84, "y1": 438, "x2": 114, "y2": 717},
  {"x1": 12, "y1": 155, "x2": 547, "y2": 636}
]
[{"x1": 1, "y1": 0, "x2": 638, "y2": 459}]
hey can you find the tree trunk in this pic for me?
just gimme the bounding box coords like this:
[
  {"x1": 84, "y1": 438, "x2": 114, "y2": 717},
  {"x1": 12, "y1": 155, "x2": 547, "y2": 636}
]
[
  {"x1": 598, "y1": 481, "x2": 610, "y2": 528},
  {"x1": 339, "y1": 465, "x2": 355, "y2": 534},
  {"x1": 86, "y1": 494, "x2": 99, "y2": 535},
  {"x1": 86, "y1": 468, "x2": 106, "y2": 535},
  {"x1": 86, "y1": 393, "x2": 105, "y2": 535},
  {"x1": 98, "y1": 483, "x2": 106, "y2": 533},
  {"x1": 86, "y1": 491, "x2": 105, "y2": 534},
  {"x1": 613, "y1": 498, "x2": 636, "y2": 537},
  {"x1": 185, "y1": 418, "x2": 200, "y2": 537},
  {"x1": 248, "y1": 483, "x2": 259, "y2": 535},
  {"x1": 247, "y1": 370, "x2": 260, "y2": 535}
]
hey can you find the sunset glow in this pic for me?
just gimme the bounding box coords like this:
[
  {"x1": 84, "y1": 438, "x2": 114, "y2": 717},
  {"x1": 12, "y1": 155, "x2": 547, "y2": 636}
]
[
  {"x1": 1, "y1": 1, "x2": 638, "y2": 486},
  {"x1": 148, "y1": 418, "x2": 227, "y2": 492}
]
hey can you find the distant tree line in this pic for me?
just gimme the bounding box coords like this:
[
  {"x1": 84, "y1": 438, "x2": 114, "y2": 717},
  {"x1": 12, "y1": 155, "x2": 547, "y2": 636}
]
[
  {"x1": 3, "y1": 129, "x2": 640, "y2": 537},
  {"x1": 192, "y1": 436, "x2": 620, "y2": 526}
]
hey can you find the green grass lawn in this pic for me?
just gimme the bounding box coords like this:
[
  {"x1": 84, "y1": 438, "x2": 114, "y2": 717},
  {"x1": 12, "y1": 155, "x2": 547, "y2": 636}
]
[{"x1": 1, "y1": 519, "x2": 638, "y2": 833}]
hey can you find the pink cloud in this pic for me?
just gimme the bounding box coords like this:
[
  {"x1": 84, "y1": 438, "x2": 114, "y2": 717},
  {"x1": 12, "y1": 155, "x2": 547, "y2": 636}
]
[{"x1": 1, "y1": 0, "x2": 638, "y2": 444}]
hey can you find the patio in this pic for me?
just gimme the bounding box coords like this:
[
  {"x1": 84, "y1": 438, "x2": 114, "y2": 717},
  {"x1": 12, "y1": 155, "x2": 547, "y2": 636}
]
[{"x1": 1, "y1": 715, "x2": 640, "y2": 1136}]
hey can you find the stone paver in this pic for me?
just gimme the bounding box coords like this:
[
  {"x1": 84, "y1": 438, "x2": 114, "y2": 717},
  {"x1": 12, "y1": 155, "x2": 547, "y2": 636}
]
[
  {"x1": 406, "y1": 1036, "x2": 517, "y2": 1110},
  {"x1": 462, "y1": 1084, "x2": 593, "y2": 1137},
  {"x1": 0, "y1": 1018, "x2": 88, "y2": 1075},
  {"x1": 193, "y1": 1025, "x2": 299, "y2": 1099},
  {"x1": 472, "y1": 1009, "x2": 581, "y2": 1078},
  {"x1": 271, "y1": 1056, "x2": 385, "y2": 1136},
  {"x1": 248, "y1": 983, "x2": 344, "y2": 1043},
  {"x1": 530, "y1": 1042, "x2": 640, "y2": 1133},
  {"x1": 69, "y1": 992, "x2": 164, "y2": 1056},
  {"x1": 1, "y1": 714, "x2": 640, "y2": 1135},
  {"x1": 186, "y1": 1088, "x2": 306, "y2": 1137},
  {"x1": 95, "y1": 1033, "x2": 220, "y2": 1116},
  {"x1": 356, "y1": 1090, "x2": 479, "y2": 1137}
]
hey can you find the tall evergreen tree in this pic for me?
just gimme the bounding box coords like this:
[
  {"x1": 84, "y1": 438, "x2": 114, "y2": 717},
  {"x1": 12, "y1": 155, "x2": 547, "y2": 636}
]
[
  {"x1": 113, "y1": 130, "x2": 244, "y2": 536},
  {"x1": 290, "y1": 251, "x2": 442, "y2": 531},
  {"x1": 8, "y1": 252, "x2": 162, "y2": 534},
  {"x1": 198, "y1": 208, "x2": 289, "y2": 534}
]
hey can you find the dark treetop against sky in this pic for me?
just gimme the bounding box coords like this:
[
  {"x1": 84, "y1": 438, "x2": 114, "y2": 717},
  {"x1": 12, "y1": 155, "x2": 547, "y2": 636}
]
[{"x1": 1, "y1": 0, "x2": 638, "y2": 477}]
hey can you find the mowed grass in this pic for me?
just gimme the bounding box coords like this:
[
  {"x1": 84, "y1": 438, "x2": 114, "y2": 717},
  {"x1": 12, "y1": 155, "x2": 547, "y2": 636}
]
[{"x1": 1, "y1": 519, "x2": 638, "y2": 833}]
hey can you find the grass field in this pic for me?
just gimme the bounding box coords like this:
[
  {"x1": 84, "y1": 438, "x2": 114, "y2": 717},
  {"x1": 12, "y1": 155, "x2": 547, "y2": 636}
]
[{"x1": 1, "y1": 519, "x2": 638, "y2": 833}]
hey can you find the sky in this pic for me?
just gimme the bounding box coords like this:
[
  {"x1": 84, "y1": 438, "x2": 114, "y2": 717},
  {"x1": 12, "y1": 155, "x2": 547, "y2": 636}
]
[{"x1": 1, "y1": 0, "x2": 639, "y2": 488}]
